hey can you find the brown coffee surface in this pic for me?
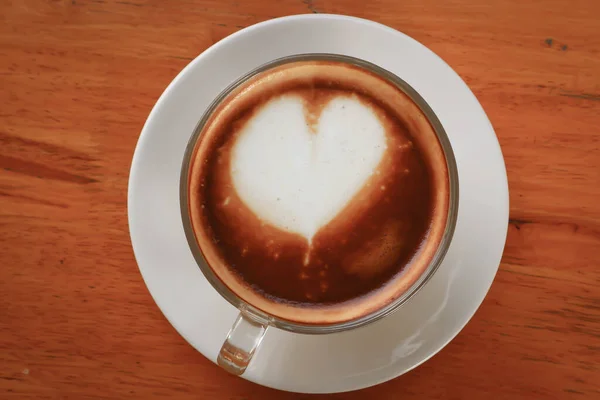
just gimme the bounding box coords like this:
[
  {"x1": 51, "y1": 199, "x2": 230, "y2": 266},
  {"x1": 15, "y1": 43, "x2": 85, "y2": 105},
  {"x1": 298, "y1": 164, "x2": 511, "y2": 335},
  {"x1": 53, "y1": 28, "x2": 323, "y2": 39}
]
[{"x1": 187, "y1": 60, "x2": 449, "y2": 324}]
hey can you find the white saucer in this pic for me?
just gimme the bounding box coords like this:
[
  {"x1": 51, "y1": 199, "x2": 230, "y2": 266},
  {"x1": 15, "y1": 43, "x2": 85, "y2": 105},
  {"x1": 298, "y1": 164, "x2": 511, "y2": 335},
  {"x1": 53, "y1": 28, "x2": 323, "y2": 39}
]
[{"x1": 128, "y1": 14, "x2": 509, "y2": 394}]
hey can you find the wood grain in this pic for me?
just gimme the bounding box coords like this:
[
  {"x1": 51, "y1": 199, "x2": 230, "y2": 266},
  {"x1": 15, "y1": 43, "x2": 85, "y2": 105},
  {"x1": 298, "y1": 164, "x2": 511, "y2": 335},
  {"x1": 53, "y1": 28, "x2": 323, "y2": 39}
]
[{"x1": 1, "y1": 0, "x2": 599, "y2": 398}]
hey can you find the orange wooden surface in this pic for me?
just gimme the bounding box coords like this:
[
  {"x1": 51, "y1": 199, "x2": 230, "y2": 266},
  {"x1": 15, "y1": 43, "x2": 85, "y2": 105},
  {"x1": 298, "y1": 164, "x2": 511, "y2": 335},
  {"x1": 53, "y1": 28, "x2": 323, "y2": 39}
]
[{"x1": 1, "y1": 0, "x2": 599, "y2": 398}]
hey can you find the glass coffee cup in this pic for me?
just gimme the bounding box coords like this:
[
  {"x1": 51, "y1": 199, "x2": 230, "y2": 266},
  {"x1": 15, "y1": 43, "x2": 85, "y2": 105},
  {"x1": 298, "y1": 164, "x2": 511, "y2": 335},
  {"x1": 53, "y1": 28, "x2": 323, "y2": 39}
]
[{"x1": 180, "y1": 54, "x2": 458, "y2": 375}]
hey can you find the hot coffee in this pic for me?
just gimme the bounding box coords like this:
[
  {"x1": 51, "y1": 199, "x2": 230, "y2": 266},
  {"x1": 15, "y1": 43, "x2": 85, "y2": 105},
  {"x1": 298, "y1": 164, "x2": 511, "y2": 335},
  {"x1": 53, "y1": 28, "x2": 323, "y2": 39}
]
[{"x1": 185, "y1": 58, "x2": 450, "y2": 324}]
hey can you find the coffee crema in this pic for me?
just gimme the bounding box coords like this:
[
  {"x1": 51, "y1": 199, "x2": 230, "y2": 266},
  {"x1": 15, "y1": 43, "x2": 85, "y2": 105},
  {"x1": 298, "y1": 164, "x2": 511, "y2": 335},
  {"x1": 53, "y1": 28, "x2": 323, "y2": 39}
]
[{"x1": 187, "y1": 60, "x2": 449, "y2": 324}]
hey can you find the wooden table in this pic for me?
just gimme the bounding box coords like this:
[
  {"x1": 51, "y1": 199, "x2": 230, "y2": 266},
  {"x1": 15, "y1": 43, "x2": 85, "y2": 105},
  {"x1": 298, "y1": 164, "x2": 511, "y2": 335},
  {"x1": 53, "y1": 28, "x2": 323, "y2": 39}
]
[{"x1": 1, "y1": 0, "x2": 599, "y2": 398}]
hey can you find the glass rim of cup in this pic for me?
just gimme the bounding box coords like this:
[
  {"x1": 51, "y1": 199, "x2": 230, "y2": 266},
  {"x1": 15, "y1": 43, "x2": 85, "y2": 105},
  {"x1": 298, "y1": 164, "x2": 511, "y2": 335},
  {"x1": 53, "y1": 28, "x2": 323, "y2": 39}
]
[{"x1": 179, "y1": 53, "x2": 459, "y2": 334}]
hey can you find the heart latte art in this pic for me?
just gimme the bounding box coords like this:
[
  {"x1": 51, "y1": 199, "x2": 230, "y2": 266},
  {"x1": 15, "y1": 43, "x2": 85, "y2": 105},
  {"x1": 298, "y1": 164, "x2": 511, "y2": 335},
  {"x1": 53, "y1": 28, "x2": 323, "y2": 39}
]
[
  {"x1": 231, "y1": 94, "x2": 387, "y2": 241},
  {"x1": 187, "y1": 60, "x2": 450, "y2": 324}
]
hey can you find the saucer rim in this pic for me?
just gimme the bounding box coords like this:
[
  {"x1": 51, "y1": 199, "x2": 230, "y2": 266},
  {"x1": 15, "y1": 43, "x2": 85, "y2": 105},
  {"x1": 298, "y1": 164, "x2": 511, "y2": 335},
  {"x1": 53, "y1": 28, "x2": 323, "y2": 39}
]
[{"x1": 128, "y1": 13, "x2": 509, "y2": 394}]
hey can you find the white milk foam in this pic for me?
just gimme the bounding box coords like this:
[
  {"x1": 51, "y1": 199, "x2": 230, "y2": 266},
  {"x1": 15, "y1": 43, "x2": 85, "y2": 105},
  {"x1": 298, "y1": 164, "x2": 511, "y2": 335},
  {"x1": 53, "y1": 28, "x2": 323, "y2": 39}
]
[{"x1": 230, "y1": 94, "x2": 387, "y2": 241}]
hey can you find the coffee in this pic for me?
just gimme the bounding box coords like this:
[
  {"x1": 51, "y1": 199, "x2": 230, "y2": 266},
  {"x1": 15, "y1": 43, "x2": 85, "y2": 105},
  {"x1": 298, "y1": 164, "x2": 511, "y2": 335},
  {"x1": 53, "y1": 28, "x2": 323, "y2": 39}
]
[{"x1": 186, "y1": 59, "x2": 450, "y2": 324}]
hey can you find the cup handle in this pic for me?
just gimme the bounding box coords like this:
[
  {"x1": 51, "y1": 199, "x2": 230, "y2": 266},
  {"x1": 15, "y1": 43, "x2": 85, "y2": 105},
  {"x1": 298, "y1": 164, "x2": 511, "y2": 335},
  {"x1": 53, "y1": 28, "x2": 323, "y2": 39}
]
[{"x1": 217, "y1": 310, "x2": 269, "y2": 375}]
